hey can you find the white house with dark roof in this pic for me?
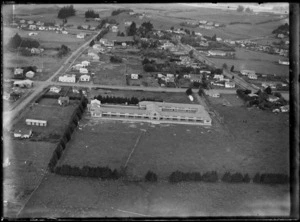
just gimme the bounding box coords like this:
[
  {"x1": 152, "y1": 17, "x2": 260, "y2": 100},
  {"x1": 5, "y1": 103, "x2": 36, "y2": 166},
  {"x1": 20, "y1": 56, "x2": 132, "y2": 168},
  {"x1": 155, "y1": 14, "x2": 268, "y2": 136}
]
[{"x1": 58, "y1": 74, "x2": 76, "y2": 83}]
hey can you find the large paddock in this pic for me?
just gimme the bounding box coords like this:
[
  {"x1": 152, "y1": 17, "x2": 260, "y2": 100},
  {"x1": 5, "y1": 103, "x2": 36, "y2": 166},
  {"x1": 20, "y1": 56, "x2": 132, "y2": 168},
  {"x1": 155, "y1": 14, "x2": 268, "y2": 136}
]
[{"x1": 58, "y1": 101, "x2": 289, "y2": 179}]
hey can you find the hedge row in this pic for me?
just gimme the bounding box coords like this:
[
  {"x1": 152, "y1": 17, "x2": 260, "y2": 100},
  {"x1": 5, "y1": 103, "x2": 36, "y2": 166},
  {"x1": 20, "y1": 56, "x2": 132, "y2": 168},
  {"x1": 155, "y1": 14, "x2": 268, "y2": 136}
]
[
  {"x1": 48, "y1": 96, "x2": 88, "y2": 172},
  {"x1": 221, "y1": 172, "x2": 250, "y2": 183},
  {"x1": 253, "y1": 173, "x2": 289, "y2": 184},
  {"x1": 55, "y1": 164, "x2": 120, "y2": 180},
  {"x1": 169, "y1": 171, "x2": 218, "y2": 183}
]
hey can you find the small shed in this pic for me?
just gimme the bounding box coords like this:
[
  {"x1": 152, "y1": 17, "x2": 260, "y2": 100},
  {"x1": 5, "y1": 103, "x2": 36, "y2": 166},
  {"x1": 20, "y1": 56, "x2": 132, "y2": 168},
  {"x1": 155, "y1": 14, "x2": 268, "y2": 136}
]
[{"x1": 14, "y1": 129, "x2": 32, "y2": 138}]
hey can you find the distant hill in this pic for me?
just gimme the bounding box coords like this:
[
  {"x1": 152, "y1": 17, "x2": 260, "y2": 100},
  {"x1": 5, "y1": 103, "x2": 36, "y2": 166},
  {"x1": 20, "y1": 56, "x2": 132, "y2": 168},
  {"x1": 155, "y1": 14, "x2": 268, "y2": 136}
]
[{"x1": 14, "y1": 5, "x2": 60, "y2": 15}]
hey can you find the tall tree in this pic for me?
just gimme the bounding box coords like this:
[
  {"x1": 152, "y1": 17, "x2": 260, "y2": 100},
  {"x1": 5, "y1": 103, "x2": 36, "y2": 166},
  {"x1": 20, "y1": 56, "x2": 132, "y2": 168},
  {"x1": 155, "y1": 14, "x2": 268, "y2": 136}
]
[
  {"x1": 127, "y1": 22, "x2": 137, "y2": 36},
  {"x1": 237, "y1": 5, "x2": 244, "y2": 12}
]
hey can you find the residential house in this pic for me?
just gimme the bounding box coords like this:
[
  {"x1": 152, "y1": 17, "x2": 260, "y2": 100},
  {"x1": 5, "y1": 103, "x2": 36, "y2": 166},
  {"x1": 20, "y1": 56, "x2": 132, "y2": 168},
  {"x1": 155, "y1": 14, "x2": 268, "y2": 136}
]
[
  {"x1": 206, "y1": 21, "x2": 214, "y2": 26},
  {"x1": 208, "y1": 50, "x2": 226, "y2": 57},
  {"x1": 14, "y1": 68, "x2": 24, "y2": 75},
  {"x1": 62, "y1": 31, "x2": 68, "y2": 34},
  {"x1": 199, "y1": 41, "x2": 209, "y2": 47},
  {"x1": 225, "y1": 81, "x2": 235, "y2": 88},
  {"x1": 279, "y1": 59, "x2": 289, "y2": 65},
  {"x1": 93, "y1": 44, "x2": 105, "y2": 52},
  {"x1": 31, "y1": 48, "x2": 41, "y2": 54},
  {"x1": 267, "y1": 95, "x2": 280, "y2": 102},
  {"x1": 38, "y1": 26, "x2": 45, "y2": 31},
  {"x1": 80, "y1": 74, "x2": 91, "y2": 81},
  {"x1": 214, "y1": 23, "x2": 220, "y2": 27},
  {"x1": 58, "y1": 96, "x2": 70, "y2": 106},
  {"x1": 88, "y1": 50, "x2": 98, "y2": 58},
  {"x1": 124, "y1": 21, "x2": 132, "y2": 26},
  {"x1": 199, "y1": 20, "x2": 207, "y2": 24},
  {"x1": 27, "y1": 20, "x2": 34, "y2": 24},
  {"x1": 29, "y1": 24, "x2": 37, "y2": 30},
  {"x1": 49, "y1": 86, "x2": 62, "y2": 93},
  {"x1": 13, "y1": 80, "x2": 33, "y2": 88},
  {"x1": 77, "y1": 33, "x2": 85, "y2": 39},
  {"x1": 20, "y1": 19, "x2": 26, "y2": 24},
  {"x1": 58, "y1": 74, "x2": 76, "y2": 83},
  {"x1": 216, "y1": 37, "x2": 222, "y2": 42},
  {"x1": 94, "y1": 18, "x2": 101, "y2": 21},
  {"x1": 14, "y1": 129, "x2": 32, "y2": 138},
  {"x1": 190, "y1": 74, "x2": 202, "y2": 82},
  {"x1": 248, "y1": 73, "x2": 258, "y2": 80},
  {"x1": 92, "y1": 54, "x2": 100, "y2": 60},
  {"x1": 280, "y1": 105, "x2": 289, "y2": 112},
  {"x1": 183, "y1": 74, "x2": 191, "y2": 79},
  {"x1": 79, "y1": 68, "x2": 89, "y2": 74},
  {"x1": 204, "y1": 89, "x2": 220, "y2": 97},
  {"x1": 82, "y1": 25, "x2": 89, "y2": 30},
  {"x1": 157, "y1": 73, "x2": 164, "y2": 78},
  {"x1": 200, "y1": 70, "x2": 211, "y2": 74},
  {"x1": 36, "y1": 21, "x2": 44, "y2": 26},
  {"x1": 111, "y1": 25, "x2": 118, "y2": 32},
  {"x1": 72, "y1": 87, "x2": 81, "y2": 94},
  {"x1": 73, "y1": 64, "x2": 84, "y2": 70},
  {"x1": 240, "y1": 70, "x2": 255, "y2": 76},
  {"x1": 195, "y1": 32, "x2": 202, "y2": 36},
  {"x1": 213, "y1": 74, "x2": 224, "y2": 81},
  {"x1": 166, "y1": 73, "x2": 174, "y2": 78},
  {"x1": 20, "y1": 24, "x2": 28, "y2": 28},
  {"x1": 131, "y1": 74, "x2": 139, "y2": 79},
  {"x1": 277, "y1": 33, "x2": 285, "y2": 38},
  {"x1": 89, "y1": 26, "x2": 96, "y2": 31},
  {"x1": 25, "y1": 71, "x2": 35, "y2": 78},
  {"x1": 261, "y1": 82, "x2": 277, "y2": 89},
  {"x1": 81, "y1": 61, "x2": 90, "y2": 67},
  {"x1": 28, "y1": 32, "x2": 38, "y2": 36}
]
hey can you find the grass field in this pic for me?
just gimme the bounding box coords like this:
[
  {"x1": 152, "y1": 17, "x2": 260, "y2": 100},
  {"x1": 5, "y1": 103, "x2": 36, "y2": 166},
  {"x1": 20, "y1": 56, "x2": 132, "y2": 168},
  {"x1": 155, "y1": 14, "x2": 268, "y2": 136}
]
[
  {"x1": 57, "y1": 97, "x2": 289, "y2": 179},
  {"x1": 209, "y1": 48, "x2": 289, "y2": 76},
  {"x1": 19, "y1": 174, "x2": 289, "y2": 217}
]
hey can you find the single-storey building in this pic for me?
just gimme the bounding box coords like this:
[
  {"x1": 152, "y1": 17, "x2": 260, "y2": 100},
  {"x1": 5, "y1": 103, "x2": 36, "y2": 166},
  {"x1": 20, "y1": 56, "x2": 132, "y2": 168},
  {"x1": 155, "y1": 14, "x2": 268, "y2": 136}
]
[
  {"x1": 208, "y1": 50, "x2": 226, "y2": 57},
  {"x1": 225, "y1": 81, "x2": 235, "y2": 88},
  {"x1": 29, "y1": 25, "x2": 37, "y2": 30},
  {"x1": 204, "y1": 89, "x2": 220, "y2": 97},
  {"x1": 13, "y1": 80, "x2": 33, "y2": 88},
  {"x1": 26, "y1": 119, "x2": 47, "y2": 126},
  {"x1": 73, "y1": 64, "x2": 84, "y2": 70},
  {"x1": 77, "y1": 33, "x2": 85, "y2": 39},
  {"x1": 81, "y1": 61, "x2": 90, "y2": 67},
  {"x1": 49, "y1": 86, "x2": 62, "y2": 93},
  {"x1": 131, "y1": 74, "x2": 139, "y2": 79},
  {"x1": 58, "y1": 74, "x2": 76, "y2": 83},
  {"x1": 267, "y1": 95, "x2": 280, "y2": 103},
  {"x1": 79, "y1": 68, "x2": 89, "y2": 74},
  {"x1": 14, "y1": 68, "x2": 24, "y2": 75},
  {"x1": 14, "y1": 129, "x2": 32, "y2": 138},
  {"x1": 80, "y1": 74, "x2": 91, "y2": 81},
  {"x1": 248, "y1": 73, "x2": 258, "y2": 80},
  {"x1": 240, "y1": 70, "x2": 256, "y2": 76}
]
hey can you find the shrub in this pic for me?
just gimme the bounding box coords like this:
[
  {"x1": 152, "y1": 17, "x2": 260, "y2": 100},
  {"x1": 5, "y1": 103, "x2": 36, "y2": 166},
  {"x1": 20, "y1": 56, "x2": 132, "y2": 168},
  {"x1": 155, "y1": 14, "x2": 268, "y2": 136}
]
[
  {"x1": 243, "y1": 173, "x2": 251, "y2": 183},
  {"x1": 110, "y1": 56, "x2": 123, "y2": 63},
  {"x1": 145, "y1": 171, "x2": 158, "y2": 182},
  {"x1": 253, "y1": 173, "x2": 261, "y2": 183},
  {"x1": 169, "y1": 170, "x2": 184, "y2": 183},
  {"x1": 54, "y1": 144, "x2": 64, "y2": 159},
  {"x1": 230, "y1": 172, "x2": 244, "y2": 183},
  {"x1": 202, "y1": 171, "x2": 218, "y2": 182},
  {"x1": 221, "y1": 172, "x2": 231, "y2": 182},
  {"x1": 260, "y1": 173, "x2": 289, "y2": 184}
]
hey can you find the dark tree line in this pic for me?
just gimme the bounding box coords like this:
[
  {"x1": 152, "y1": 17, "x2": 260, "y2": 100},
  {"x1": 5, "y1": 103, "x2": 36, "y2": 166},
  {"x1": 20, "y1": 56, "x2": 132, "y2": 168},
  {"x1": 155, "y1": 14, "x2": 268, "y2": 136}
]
[
  {"x1": 8, "y1": 33, "x2": 40, "y2": 49},
  {"x1": 85, "y1": 9, "x2": 99, "y2": 18},
  {"x1": 111, "y1": 8, "x2": 133, "y2": 16},
  {"x1": 169, "y1": 171, "x2": 218, "y2": 183},
  {"x1": 272, "y1": 23, "x2": 289, "y2": 35},
  {"x1": 94, "y1": 95, "x2": 139, "y2": 105},
  {"x1": 48, "y1": 96, "x2": 88, "y2": 172},
  {"x1": 57, "y1": 5, "x2": 76, "y2": 19}
]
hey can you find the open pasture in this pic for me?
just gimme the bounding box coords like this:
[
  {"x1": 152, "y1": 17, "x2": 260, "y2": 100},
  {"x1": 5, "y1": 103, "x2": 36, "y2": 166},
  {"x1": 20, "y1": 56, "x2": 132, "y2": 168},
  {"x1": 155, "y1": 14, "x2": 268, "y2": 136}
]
[{"x1": 209, "y1": 48, "x2": 289, "y2": 76}]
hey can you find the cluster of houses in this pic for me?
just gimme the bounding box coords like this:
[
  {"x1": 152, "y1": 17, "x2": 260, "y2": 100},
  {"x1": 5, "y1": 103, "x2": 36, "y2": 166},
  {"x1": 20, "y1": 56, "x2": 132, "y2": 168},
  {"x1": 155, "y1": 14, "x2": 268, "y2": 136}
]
[
  {"x1": 207, "y1": 50, "x2": 235, "y2": 58},
  {"x1": 199, "y1": 20, "x2": 223, "y2": 29},
  {"x1": 240, "y1": 70, "x2": 258, "y2": 80},
  {"x1": 17, "y1": 19, "x2": 64, "y2": 32},
  {"x1": 235, "y1": 40, "x2": 289, "y2": 57},
  {"x1": 58, "y1": 61, "x2": 92, "y2": 83},
  {"x1": 78, "y1": 25, "x2": 96, "y2": 31}
]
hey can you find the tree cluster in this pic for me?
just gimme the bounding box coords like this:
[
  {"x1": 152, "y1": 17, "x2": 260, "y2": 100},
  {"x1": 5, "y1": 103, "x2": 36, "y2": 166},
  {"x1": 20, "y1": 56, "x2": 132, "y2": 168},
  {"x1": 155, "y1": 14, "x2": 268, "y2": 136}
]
[
  {"x1": 145, "y1": 171, "x2": 158, "y2": 182},
  {"x1": 97, "y1": 18, "x2": 117, "y2": 29},
  {"x1": 55, "y1": 165, "x2": 120, "y2": 180},
  {"x1": 169, "y1": 171, "x2": 218, "y2": 183},
  {"x1": 94, "y1": 95, "x2": 139, "y2": 105},
  {"x1": 85, "y1": 9, "x2": 99, "y2": 18},
  {"x1": 95, "y1": 28, "x2": 109, "y2": 41},
  {"x1": 138, "y1": 21, "x2": 154, "y2": 37},
  {"x1": 237, "y1": 5, "x2": 244, "y2": 12},
  {"x1": 111, "y1": 8, "x2": 133, "y2": 16},
  {"x1": 253, "y1": 173, "x2": 289, "y2": 184},
  {"x1": 127, "y1": 22, "x2": 137, "y2": 36},
  {"x1": 272, "y1": 23, "x2": 289, "y2": 35},
  {"x1": 57, "y1": 44, "x2": 71, "y2": 58},
  {"x1": 8, "y1": 33, "x2": 40, "y2": 49},
  {"x1": 117, "y1": 31, "x2": 125, "y2": 37},
  {"x1": 58, "y1": 5, "x2": 76, "y2": 19},
  {"x1": 221, "y1": 172, "x2": 250, "y2": 183},
  {"x1": 110, "y1": 55, "x2": 123, "y2": 63},
  {"x1": 185, "y1": 88, "x2": 193, "y2": 96}
]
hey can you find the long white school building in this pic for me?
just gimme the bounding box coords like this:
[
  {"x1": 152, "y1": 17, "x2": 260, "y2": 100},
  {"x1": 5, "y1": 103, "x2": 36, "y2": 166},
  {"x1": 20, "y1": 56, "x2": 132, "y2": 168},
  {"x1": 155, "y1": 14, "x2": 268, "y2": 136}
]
[{"x1": 87, "y1": 99, "x2": 212, "y2": 125}]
